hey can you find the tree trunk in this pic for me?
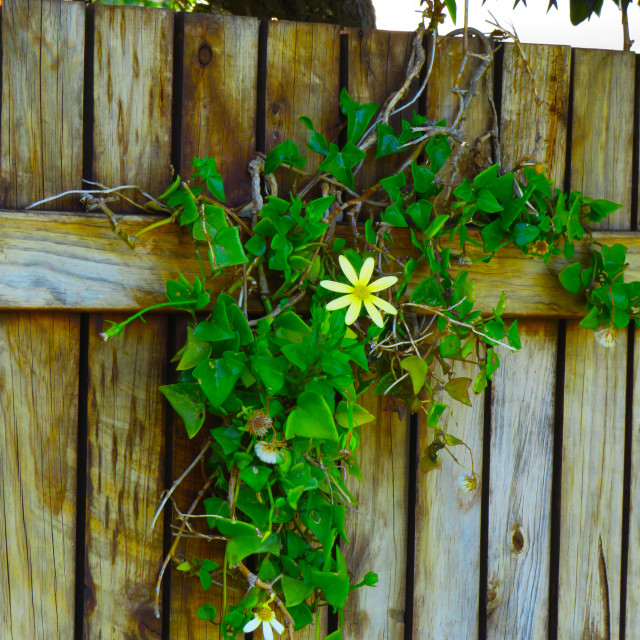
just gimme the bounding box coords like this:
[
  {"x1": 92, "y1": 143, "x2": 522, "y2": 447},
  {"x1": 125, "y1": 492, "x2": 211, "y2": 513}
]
[{"x1": 200, "y1": 0, "x2": 376, "y2": 28}]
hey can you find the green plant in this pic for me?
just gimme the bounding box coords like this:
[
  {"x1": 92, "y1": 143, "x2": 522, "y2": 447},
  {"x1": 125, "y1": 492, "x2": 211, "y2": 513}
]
[{"x1": 61, "y1": 7, "x2": 635, "y2": 640}]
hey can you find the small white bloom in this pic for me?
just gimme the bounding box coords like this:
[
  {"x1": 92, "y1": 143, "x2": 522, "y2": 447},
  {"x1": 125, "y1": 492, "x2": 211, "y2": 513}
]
[
  {"x1": 457, "y1": 473, "x2": 477, "y2": 492},
  {"x1": 255, "y1": 439, "x2": 287, "y2": 465},
  {"x1": 243, "y1": 605, "x2": 285, "y2": 640},
  {"x1": 594, "y1": 327, "x2": 616, "y2": 348}
]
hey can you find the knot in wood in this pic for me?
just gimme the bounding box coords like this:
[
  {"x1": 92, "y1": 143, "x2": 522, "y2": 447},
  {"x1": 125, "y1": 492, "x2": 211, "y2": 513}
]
[
  {"x1": 511, "y1": 522, "x2": 525, "y2": 554},
  {"x1": 198, "y1": 44, "x2": 213, "y2": 67}
]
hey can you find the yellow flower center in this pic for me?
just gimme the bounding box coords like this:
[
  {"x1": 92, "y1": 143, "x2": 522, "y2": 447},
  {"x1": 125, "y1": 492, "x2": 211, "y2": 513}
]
[
  {"x1": 257, "y1": 606, "x2": 275, "y2": 622},
  {"x1": 351, "y1": 283, "x2": 371, "y2": 301}
]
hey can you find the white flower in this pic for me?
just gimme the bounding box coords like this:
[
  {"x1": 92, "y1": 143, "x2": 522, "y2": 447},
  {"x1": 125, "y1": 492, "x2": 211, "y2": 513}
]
[
  {"x1": 255, "y1": 438, "x2": 287, "y2": 464},
  {"x1": 594, "y1": 327, "x2": 616, "y2": 348},
  {"x1": 457, "y1": 473, "x2": 477, "y2": 492},
  {"x1": 320, "y1": 255, "x2": 397, "y2": 327},
  {"x1": 243, "y1": 605, "x2": 285, "y2": 640}
]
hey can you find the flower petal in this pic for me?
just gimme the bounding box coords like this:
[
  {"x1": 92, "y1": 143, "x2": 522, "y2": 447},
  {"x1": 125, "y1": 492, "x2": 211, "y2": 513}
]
[
  {"x1": 368, "y1": 275, "x2": 398, "y2": 292},
  {"x1": 243, "y1": 617, "x2": 261, "y2": 632},
  {"x1": 338, "y1": 255, "x2": 359, "y2": 285},
  {"x1": 320, "y1": 280, "x2": 354, "y2": 294},
  {"x1": 345, "y1": 300, "x2": 362, "y2": 325},
  {"x1": 370, "y1": 295, "x2": 397, "y2": 315},
  {"x1": 326, "y1": 294, "x2": 355, "y2": 311},
  {"x1": 271, "y1": 618, "x2": 285, "y2": 635},
  {"x1": 358, "y1": 257, "x2": 375, "y2": 284},
  {"x1": 364, "y1": 300, "x2": 384, "y2": 327},
  {"x1": 263, "y1": 620, "x2": 274, "y2": 640}
]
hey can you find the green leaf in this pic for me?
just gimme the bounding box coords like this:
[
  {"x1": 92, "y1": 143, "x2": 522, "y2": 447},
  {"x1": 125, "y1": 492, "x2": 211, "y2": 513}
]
[
  {"x1": 239, "y1": 465, "x2": 272, "y2": 492},
  {"x1": 425, "y1": 134, "x2": 451, "y2": 172},
  {"x1": 194, "y1": 356, "x2": 243, "y2": 409},
  {"x1": 480, "y1": 219, "x2": 505, "y2": 251},
  {"x1": 335, "y1": 401, "x2": 376, "y2": 429},
  {"x1": 381, "y1": 202, "x2": 408, "y2": 227},
  {"x1": 252, "y1": 355, "x2": 289, "y2": 395},
  {"x1": 318, "y1": 141, "x2": 365, "y2": 190},
  {"x1": 477, "y1": 189, "x2": 503, "y2": 213},
  {"x1": 376, "y1": 123, "x2": 400, "y2": 158},
  {"x1": 213, "y1": 227, "x2": 249, "y2": 267},
  {"x1": 192, "y1": 156, "x2": 226, "y2": 202},
  {"x1": 380, "y1": 172, "x2": 406, "y2": 200},
  {"x1": 196, "y1": 604, "x2": 217, "y2": 622},
  {"x1": 410, "y1": 276, "x2": 444, "y2": 306},
  {"x1": 281, "y1": 576, "x2": 315, "y2": 608},
  {"x1": 289, "y1": 603, "x2": 314, "y2": 631},
  {"x1": 454, "y1": 178, "x2": 473, "y2": 202},
  {"x1": 179, "y1": 190, "x2": 199, "y2": 225},
  {"x1": 444, "y1": 0, "x2": 456, "y2": 22},
  {"x1": 473, "y1": 164, "x2": 499, "y2": 189},
  {"x1": 177, "y1": 328, "x2": 212, "y2": 371},
  {"x1": 299, "y1": 116, "x2": 329, "y2": 155},
  {"x1": 159, "y1": 383, "x2": 206, "y2": 438},
  {"x1": 406, "y1": 200, "x2": 433, "y2": 232},
  {"x1": 284, "y1": 391, "x2": 339, "y2": 441},
  {"x1": 264, "y1": 140, "x2": 306, "y2": 174},
  {"x1": 424, "y1": 213, "x2": 449, "y2": 238},
  {"x1": 507, "y1": 320, "x2": 521, "y2": 349},
  {"x1": 339, "y1": 88, "x2": 378, "y2": 143},
  {"x1": 559, "y1": 262, "x2": 582, "y2": 295},
  {"x1": 401, "y1": 356, "x2": 429, "y2": 394},
  {"x1": 411, "y1": 161, "x2": 435, "y2": 193},
  {"x1": 444, "y1": 377, "x2": 472, "y2": 406},
  {"x1": 512, "y1": 223, "x2": 540, "y2": 247},
  {"x1": 245, "y1": 234, "x2": 266, "y2": 256},
  {"x1": 440, "y1": 334, "x2": 461, "y2": 357}
]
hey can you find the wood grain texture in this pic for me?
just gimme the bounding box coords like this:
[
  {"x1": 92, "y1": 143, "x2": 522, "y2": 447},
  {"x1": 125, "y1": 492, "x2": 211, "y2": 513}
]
[
  {"x1": 265, "y1": 20, "x2": 340, "y2": 192},
  {"x1": 570, "y1": 49, "x2": 635, "y2": 230},
  {"x1": 0, "y1": 0, "x2": 84, "y2": 209},
  {"x1": 413, "y1": 360, "x2": 484, "y2": 640},
  {"x1": 342, "y1": 389, "x2": 408, "y2": 640},
  {"x1": 6, "y1": 209, "x2": 640, "y2": 316},
  {"x1": 180, "y1": 14, "x2": 259, "y2": 207},
  {"x1": 627, "y1": 325, "x2": 640, "y2": 639},
  {"x1": 500, "y1": 43, "x2": 571, "y2": 186},
  {"x1": 93, "y1": 4, "x2": 173, "y2": 210},
  {"x1": 84, "y1": 314, "x2": 167, "y2": 639},
  {"x1": 0, "y1": 312, "x2": 80, "y2": 639},
  {"x1": 346, "y1": 28, "x2": 416, "y2": 191},
  {"x1": 487, "y1": 321, "x2": 557, "y2": 639},
  {"x1": 557, "y1": 47, "x2": 633, "y2": 640},
  {"x1": 427, "y1": 35, "x2": 494, "y2": 179},
  {"x1": 559, "y1": 326, "x2": 626, "y2": 640}
]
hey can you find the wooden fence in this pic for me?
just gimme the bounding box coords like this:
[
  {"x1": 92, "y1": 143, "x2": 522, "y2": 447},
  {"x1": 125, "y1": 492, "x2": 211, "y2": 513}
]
[{"x1": 0, "y1": 1, "x2": 639, "y2": 638}]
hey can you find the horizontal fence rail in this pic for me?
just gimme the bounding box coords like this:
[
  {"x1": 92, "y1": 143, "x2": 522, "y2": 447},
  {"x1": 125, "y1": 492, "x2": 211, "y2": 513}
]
[{"x1": 0, "y1": 1, "x2": 639, "y2": 640}]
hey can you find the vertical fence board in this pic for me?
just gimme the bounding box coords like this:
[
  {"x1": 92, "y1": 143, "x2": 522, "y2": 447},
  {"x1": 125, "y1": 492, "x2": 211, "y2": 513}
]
[
  {"x1": 180, "y1": 14, "x2": 258, "y2": 207},
  {"x1": 570, "y1": 49, "x2": 635, "y2": 229},
  {"x1": 346, "y1": 28, "x2": 416, "y2": 191},
  {"x1": 628, "y1": 327, "x2": 640, "y2": 638},
  {"x1": 412, "y1": 36, "x2": 494, "y2": 637},
  {"x1": 265, "y1": 21, "x2": 340, "y2": 193},
  {"x1": 93, "y1": 5, "x2": 173, "y2": 209},
  {"x1": 84, "y1": 315, "x2": 166, "y2": 639},
  {"x1": 0, "y1": 0, "x2": 84, "y2": 209},
  {"x1": 487, "y1": 322, "x2": 557, "y2": 639},
  {"x1": 559, "y1": 49, "x2": 634, "y2": 640},
  {"x1": 500, "y1": 43, "x2": 571, "y2": 186},
  {"x1": 0, "y1": 312, "x2": 80, "y2": 639},
  {"x1": 413, "y1": 362, "x2": 484, "y2": 640},
  {"x1": 343, "y1": 390, "x2": 408, "y2": 640},
  {"x1": 485, "y1": 44, "x2": 570, "y2": 639}
]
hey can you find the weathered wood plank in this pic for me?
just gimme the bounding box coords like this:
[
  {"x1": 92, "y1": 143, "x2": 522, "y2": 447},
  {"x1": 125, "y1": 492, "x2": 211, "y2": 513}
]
[
  {"x1": 570, "y1": 49, "x2": 635, "y2": 230},
  {"x1": 180, "y1": 14, "x2": 259, "y2": 207},
  {"x1": 0, "y1": 312, "x2": 80, "y2": 639},
  {"x1": 413, "y1": 361, "x2": 484, "y2": 639},
  {"x1": 84, "y1": 314, "x2": 167, "y2": 639},
  {"x1": 487, "y1": 321, "x2": 557, "y2": 639},
  {"x1": 559, "y1": 327, "x2": 627, "y2": 640},
  {"x1": 5, "y1": 209, "x2": 640, "y2": 315},
  {"x1": 427, "y1": 35, "x2": 494, "y2": 179},
  {"x1": 343, "y1": 390, "x2": 408, "y2": 640},
  {"x1": 265, "y1": 20, "x2": 340, "y2": 192},
  {"x1": 558, "y1": 48, "x2": 633, "y2": 640},
  {"x1": 346, "y1": 28, "x2": 416, "y2": 191},
  {"x1": 485, "y1": 44, "x2": 569, "y2": 639},
  {"x1": 93, "y1": 4, "x2": 173, "y2": 210},
  {"x1": 627, "y1": 325, "x2": 640, "y2": 638},
  {"x1": 500, "y1": 43, "x2": 571, "y2": 186},
  {"x1": 0, "y1": 0, "x2": 84, "y2": 209}
]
